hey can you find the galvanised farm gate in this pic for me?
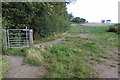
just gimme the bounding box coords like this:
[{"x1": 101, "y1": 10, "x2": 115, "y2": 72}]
[{"x1": 7, "y1": 28, "x2": 33, "y2": 48}]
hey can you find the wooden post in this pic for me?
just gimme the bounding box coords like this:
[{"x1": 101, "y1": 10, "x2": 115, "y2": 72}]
[
  {"x1": 0, "y1": 30, "x2": 2, "y2": 54},
  {"x1": 2, "y1": 30, "x2": 7, "y2": 52},
  {"x1": 29, "y1": 29, "x2": 33, "y2": 47}
]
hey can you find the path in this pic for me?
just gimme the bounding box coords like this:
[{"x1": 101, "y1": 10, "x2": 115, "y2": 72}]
[
  {"x1": 34, "y1": 34, "x2": 90, "y2": 47},
  {"x1": 34, "y1": 37, "x2": 66, "y2": 47},
  {"x1": 5, "y1": 32, "x2": 118, "y2": 78},
  {"x1": 5, "y1": 56, "x2": 47, "y2": 78},
  {"x1": 5, "y1": 33, "x2": 89, "y2": 78}
]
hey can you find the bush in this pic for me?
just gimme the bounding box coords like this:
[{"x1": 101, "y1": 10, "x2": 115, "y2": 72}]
[
  {"x1": 107, "y1": 23, "x2": 120, "y2": 33},
  {"x1": 2, "y1": 2, "x2": 70, "y2": 40}
]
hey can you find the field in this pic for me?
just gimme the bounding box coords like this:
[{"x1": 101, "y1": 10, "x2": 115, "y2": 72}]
[{"x1": 2, "y1": 23, "x2": 119, "y2": 78}]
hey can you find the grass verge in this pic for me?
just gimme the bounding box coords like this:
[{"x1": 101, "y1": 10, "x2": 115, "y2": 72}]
[
  {"x1": 3, "y1": 48, "x2": 29, "y2": 56},
  {"x1": 0, "y1": 55, "x2": 9, "y2": 79},
  {"x1": 34, "y1": 33, "x2": 67, "y2": 44}
]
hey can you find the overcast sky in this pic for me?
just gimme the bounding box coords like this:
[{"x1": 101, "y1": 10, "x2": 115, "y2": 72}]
[{"x1": 67, "y1": 0, "x2": 119, "y2": 23}]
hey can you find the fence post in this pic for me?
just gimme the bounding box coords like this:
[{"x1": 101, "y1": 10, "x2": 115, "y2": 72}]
[
  {"x1": 29, "y1": 29, "x2": 33, "y2": 47},
  {"x1": 0, "y1": 30, "x2": 2, "y2": 54},
  {"x1": 2, "y1": 30, "x2": 7, "y2": 52}
]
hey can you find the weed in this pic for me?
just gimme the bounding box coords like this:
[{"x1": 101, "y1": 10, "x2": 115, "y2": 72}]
[
  {"x1": 109, "y1": 64, "x2": 117, "y2": 67},
  {"x1": 3, "y1": 48, "x2": 29, "y2": 56},
  {"x1": 25, "y1": 48, "x2": 44, "y2": 66},
  {"x1": 0, "y1": 55, "x2": 9, "y2": 79},
  {"x1": 91, "y1": 57, "x2": 104, "y2": 63},
  {"x1": 98, "y1": 53, "x2": 110, "y2": 59}
]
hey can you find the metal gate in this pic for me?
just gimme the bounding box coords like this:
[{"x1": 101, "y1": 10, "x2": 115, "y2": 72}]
[{"x1": 7, "y1": 28, "x2": 30, "y2": 48}]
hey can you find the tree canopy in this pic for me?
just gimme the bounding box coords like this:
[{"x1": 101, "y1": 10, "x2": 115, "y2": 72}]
[
  {"x1": 71, "y1": 17, "x2": 86, "y2": 23},
  {"x1": 2, "y1": 2, "x2": 70, "y2": 40}
]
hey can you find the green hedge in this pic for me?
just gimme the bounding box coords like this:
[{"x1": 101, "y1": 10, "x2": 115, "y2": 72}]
[
  {"x1": 2, "y1": 2, "x2": 70, "y2": 40},
  {"x1": 107, "y1": 23, "x2": 120, "y2": 34}
]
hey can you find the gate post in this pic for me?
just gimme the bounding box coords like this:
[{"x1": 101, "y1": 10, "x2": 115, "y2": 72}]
[
  {"x1": 2, "y1": 30, "x2": 7, "y2": 52},
  {"x1": 29, "y1": 29, "x2": 33, "y2": 47}
]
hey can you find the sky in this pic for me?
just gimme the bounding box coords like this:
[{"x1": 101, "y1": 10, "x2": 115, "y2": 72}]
[{"x1": 66, "y1": 0, "x2": 120, "y2": 23}]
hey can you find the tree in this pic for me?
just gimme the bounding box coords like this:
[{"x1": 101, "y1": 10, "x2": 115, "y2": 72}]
[
  {"x1": 101, "y1": 20, "x2": 105, "y2": 23},
  {"x1": 2, "y1": 2, "x2": 70, "y2": 40},
  {"x1": 80, "y1": 18, "x2": 86, "y2": 23},
  {"x1": 106, "y1": 20, "x2": 111, "y2": 23},
  {"x1": 68, "y1": 13, "x2": 74, "y2": 21},
  {"x1": 71, "y1": 17, "x2": 86, "y2": 23}
]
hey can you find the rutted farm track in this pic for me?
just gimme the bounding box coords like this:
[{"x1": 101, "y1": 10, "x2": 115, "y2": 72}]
[{"x1": 5, "y1": 33, "x2": 89, "y2": 78}]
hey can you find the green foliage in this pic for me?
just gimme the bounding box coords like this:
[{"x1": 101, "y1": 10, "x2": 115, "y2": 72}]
[
  {"x1": 0, "y1": 55, "x2": 9, "y2": 79},
  {"x1": 109, "y1": 64, "x2": 117, "y2": 67},
  {"x1": 26, "y1": 43, "x2": 96, "y2": 78},
  {"x1": 2, "y1": 2, "x2": 70, "y2": 40},
  {"x1": 71, "y1": 17, "x2": 84, "y2": 23},
  {"x1": 3, "y1": 48, "x2": 29, "y2": 56},
  {"x1": 107, "y1": 23, "x2": 120, "y2": 33}
]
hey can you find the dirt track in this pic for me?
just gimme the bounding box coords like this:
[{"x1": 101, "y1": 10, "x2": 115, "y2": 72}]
[
  {"x1": 5, "y1": 32, "x2": 118, "y2": 78},
  {"x1": 5, "y1": 56, "x2": 47, "y2": 78}
]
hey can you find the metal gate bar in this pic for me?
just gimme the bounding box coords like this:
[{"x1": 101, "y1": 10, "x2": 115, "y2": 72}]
[{"x1": 7, "y1": 28, "x2": 30, "y2": 48}]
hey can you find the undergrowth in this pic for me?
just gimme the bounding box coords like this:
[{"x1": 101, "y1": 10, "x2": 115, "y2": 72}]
[
  {"x1": 25, "y1": 43, "x2": 98, "y2": 78},
  {"x1": 0, "y1": 55, "x2": 9, "y2": 79},
  {"x1": 3, "y1": 48, "x2": 29, "y2": 56}
]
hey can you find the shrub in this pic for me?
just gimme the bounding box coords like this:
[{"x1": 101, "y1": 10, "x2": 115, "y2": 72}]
[
  {"x1": 2, "y1": 2, "x2": 70, "y2": 40},
  {"x1": 107, "y1": 23, "x2": 120, "y2": 33}
]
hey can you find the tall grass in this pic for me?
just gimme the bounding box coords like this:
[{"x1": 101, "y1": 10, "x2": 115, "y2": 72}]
[
  {"x1": 3, "y1": 48, "x2": 29, "y2": 56},
  {"x1": 25, "y1": 43, "x2": 97, "y2": 78},
  {"x1": 0, "y1": 55, "x2": 9, "y2": 79},
  {"x1": 25, "y1": 48, "x2": 44, "y2": 66}
]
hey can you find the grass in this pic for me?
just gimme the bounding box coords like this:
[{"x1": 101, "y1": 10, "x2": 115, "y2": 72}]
[
  {"x1": 109, "y1": 64, "x2": 117, "y2": 67},
  {"x1": 67, "y1": 24, "x2": 118, "y2": 62},
  {"x1": 3, "y1": 48, "x2": 29, "y2": 56},
  {"x1": 0, "y1": 55, "x2": 9, "y2": 79},
  {"x1": 2, "y1": 23, "x2": 118, "y2": 78},
  {"x1": 24, "y1": 25, "x2": 118, "y2": 78},
  {"x1": 90, "y1": 57, "x2": 105, "y2": 63},
  {"x1": 25, "y1": 48, "x2": 44, "y2": 66},
  {"x1": 43, "y1": 43, "x2": 98, "y2": 78},
  {"x1": 34, "y1": 32, "x2": 67, "y2": 44},
  {"x1": 69, "y1": 25, "x2": 109, "y2": 33},
  {"x1": 25, "y1": 43, "x2": 98, "y2": 78}
]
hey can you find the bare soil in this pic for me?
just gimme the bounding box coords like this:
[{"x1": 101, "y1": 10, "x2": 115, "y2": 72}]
[
  {"x1": 5, "y1": 56, "x2": 47, "y2": 78},
  {"x1": 93, "y1": 60, "x2": 118, "y2": 78}
]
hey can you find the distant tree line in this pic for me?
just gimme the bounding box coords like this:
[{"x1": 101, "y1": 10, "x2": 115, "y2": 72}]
[
  {"x1": 69, "y1": 13, "x2": 87, "y2": 23},
  {"x1": 101, "y1": 20, "x2": 111, "y2": 23},
  {"x1": 2, "y1": 2, "x2": 71, "y2": 40}
]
